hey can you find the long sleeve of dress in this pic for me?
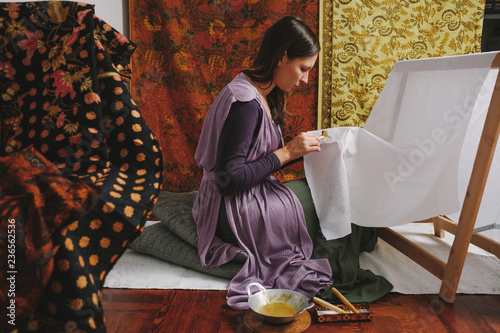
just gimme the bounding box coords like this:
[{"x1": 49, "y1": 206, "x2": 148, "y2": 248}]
[{"x1": 215, "y1": 100, "x2": 282, "y2": 196}]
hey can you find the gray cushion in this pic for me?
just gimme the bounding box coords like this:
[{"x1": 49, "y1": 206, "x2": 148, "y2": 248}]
[
  {"x1": 154, "y1": 191, "x2": 199, "y2": 247},
  {"x1": 130, "y1": 222, "x2": 242, "y2": 279},
  {"x1": 131, "y1": 191, "x2": 245, "y2": 279}
]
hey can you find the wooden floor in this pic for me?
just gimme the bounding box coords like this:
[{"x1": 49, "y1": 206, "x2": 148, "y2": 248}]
[{"x1": 102, "y1": 289, "x2": 500, "y2": 332}]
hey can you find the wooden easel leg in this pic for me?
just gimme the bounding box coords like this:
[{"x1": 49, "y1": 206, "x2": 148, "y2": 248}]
[
  {"x1": 433, "y1": 216, "x2": 445, "y2": 238},
  {"x1": 439, "y1": 217, "x2": 476, "y2": 303},
  {"x1": 378, "y1": 227, "x2": 446, "y2": 280},
  {"x1": 439, "y1": 58, "x2": 500, "y2": 303},
  {"x1": 433, "y1": 215, "x2": 500, "y2": 258}
]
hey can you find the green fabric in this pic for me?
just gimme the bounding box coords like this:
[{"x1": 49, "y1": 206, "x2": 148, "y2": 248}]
[
  {"x1": 216, "y1": 178, "x2": 393, "y2": 303},
  {"x1": 283, "y1": 178, "x2": 320, "y2": 245},
  {"x1": 313, "y1": 224, "x2": 393, "y2": 303},
  {"x1": 284, "y1": 179, "x2": 393, "y2": 304}
]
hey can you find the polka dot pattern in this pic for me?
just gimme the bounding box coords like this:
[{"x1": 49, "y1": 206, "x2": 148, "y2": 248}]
[{"x1": 0, "y1": 2, "x2": 162, "y2": 332}]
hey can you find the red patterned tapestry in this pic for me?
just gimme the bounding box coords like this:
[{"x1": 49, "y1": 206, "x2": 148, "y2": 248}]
[{"x1": 130, "y1": 0, "x2": 320, "y2": 192}]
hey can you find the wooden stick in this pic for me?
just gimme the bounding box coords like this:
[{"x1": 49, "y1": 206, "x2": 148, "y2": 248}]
[
  {"x1": 377, "y1": 227, "x2": 446, "y2": 280},
  {"x1": 439, "y1": 53, "x2": 500, "y2": 303},
  {"x1": 434, "y1": 215, "x2": 500, "y2": 258},
  {"x1": 312, "y1": 297, "x2": 348, "y2": 314},
  {"x1": 331, "y1": 287, "x2": 360, "y2": 313}
]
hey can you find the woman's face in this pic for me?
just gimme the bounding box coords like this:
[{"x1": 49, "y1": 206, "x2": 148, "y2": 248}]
[{"x1": 273, "y1": 53, "x2": 318, "y2": 92}]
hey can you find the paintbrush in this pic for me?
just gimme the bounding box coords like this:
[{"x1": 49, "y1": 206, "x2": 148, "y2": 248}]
[
  {"x1": 331, "y1": 287, "x2": 360, "y2": 313},
  {"x1": 312, "y1": 297, "x2": 348, "y2": 314}
]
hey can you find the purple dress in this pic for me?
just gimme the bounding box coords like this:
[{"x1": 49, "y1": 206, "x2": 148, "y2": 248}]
[{"x1": 192, "y1": 72, "x2": 333, "y2": 309}]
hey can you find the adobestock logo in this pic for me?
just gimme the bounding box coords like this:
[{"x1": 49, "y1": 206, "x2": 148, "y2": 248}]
[{"x1": 384, "y1": 94, "x2": 477, "y2": 192}]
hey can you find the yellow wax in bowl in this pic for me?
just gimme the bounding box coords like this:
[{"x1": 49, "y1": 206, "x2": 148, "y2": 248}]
[{"x1": 259, "y1": 303, "x2": 298, "y2": 317}]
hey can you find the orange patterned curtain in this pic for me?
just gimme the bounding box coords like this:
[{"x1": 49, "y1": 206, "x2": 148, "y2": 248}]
[{"x1": 129, "y1": 0, "x2": 321, "y2": 192}]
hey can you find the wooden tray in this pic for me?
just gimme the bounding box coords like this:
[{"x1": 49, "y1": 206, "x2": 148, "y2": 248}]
[{"x1": 312, "y1": 303, "x2": 373, "y2": 323}]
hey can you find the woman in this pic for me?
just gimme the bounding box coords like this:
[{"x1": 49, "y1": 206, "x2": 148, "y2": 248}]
[{"x1": 192, "y1": 16, "x2": 333, "y2": 310}]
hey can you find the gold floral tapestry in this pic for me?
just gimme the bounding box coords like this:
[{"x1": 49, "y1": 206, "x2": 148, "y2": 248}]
[{"x1": 318, "y1": 0, "x2": 485, "y2": 129}]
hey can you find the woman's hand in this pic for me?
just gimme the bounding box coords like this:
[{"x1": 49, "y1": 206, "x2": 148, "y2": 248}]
[{"x1": 273, "y1": 132, "x2": 321, "y2": 166}]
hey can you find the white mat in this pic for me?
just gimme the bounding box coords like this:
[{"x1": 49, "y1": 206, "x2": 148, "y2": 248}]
[{"x1": 104, "y1": 222, "x2": 500, "y2": 294}]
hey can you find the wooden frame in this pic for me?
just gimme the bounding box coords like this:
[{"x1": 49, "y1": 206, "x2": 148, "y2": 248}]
[{"x1": 377, "y1": 53, "x2": 500, "y2": 303}]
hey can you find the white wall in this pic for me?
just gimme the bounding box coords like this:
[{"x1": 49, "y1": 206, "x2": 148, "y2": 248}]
[
  {"x1": 92, "y1": 0, "x2": 129, "y2": 36},
  {"x1": 0, "y1": 0, "x2": 129, "y2": 36}
]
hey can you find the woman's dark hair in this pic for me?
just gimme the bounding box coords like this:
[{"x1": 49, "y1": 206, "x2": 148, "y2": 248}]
[{"x1": 243, "y1": 16, "x2": 319, "y2": 126}]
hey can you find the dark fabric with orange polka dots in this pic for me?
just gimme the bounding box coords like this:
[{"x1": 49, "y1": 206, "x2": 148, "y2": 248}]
[{"x1": 0, "y1": 2, "x2": 162, "y2": 332}]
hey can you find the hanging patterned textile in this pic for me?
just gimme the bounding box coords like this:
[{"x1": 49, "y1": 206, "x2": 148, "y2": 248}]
[
  {"x1": 129, "y1": 0, "x2": 321, "y2": 191},
  {"x1": 318, "y1": 0, "x2": 485, "y2": 129},
  {"x1": 0, "y1": 2, "x2": 162, "y2": 332}
]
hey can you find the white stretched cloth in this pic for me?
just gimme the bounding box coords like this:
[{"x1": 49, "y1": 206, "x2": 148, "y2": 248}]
[
  {"x1": 305, "y1": 51, "x2": 500, "y2": 240},
  {"x1": 448, "y1": 67, "x2": 500, "y2": 242}
]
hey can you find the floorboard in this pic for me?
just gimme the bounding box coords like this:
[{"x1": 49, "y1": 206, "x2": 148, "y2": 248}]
[{"x1": 102, "y1": 289, "x2": 500, "y2": 332}]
